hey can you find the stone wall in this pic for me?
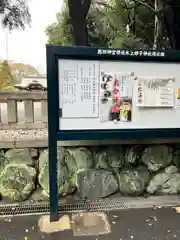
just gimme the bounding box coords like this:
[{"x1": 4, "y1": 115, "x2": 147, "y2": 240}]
[{"x1": 0, "y1": 144, "x2": 180, "y2": 203}]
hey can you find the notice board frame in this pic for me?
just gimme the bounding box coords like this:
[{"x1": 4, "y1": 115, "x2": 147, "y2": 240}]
[{"x1": 46, "y1": 45, "x2": 180, "y2": 221}]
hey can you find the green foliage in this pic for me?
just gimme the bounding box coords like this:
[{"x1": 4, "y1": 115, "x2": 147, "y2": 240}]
[
  {"x1": 0, "y1": 60, "x2": 15, "y2": 91},
  {"x1": 133, "y1": 5, "x2": 154, "y2": 46},
  {"x1": 98, "y1": 0, "x2": 154, "y2": 48},
  {"x1": 45, "y1": 6, "x2": 112, "y2": 47},
  {"x1": 0, "y1": 60, "x2": 40, "y2": 91},
  {"x1": 45, "y1": 0, "x2": 180, "y2": 49},
  {"x1": 10, "y1": 62, "x2": 41, "y2": 84},
  {"x1": 45, "y1": 10, "x2": 72, "y2": 46},
  {"x1": 0, "y1": 85, "x2": 16, "y2": 92},
  {"x1": 87, "y1": 7, "x2": 111, "y2": 47},
  {"x1": 112, "y1": 33, "x2": 148, "y2": 49},
  {"x1": 45, "y1": 0, "x2": 149, "y2": 49}
]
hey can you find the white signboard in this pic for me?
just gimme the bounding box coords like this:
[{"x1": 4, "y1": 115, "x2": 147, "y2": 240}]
[
  {"x1": 58, "y1": 59, "x2": 180, "y2": 130},
  {"x1": 59, "y1": 60, "x2": 99, "y2": 118},
  {"x1": 135, "y1": 77, "x2": 175, "y2": 107}
]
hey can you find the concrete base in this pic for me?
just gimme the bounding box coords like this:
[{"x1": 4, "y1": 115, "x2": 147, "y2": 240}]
[
  {"x1": 38, "y1": 214, "x2": 71, "y2": 233},
  {"x1": 72, "y1": 212, "x2": 111, "y2": 236}
]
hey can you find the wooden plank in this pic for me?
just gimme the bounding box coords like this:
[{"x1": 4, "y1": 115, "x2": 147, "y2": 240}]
[
  {"x1": 41, "y1": 100, "x2": 48, "y2": 122},
  {"x1": 0, "y1": 122, "x2": 47, "y2": 130},
  {"x1": 7, "y1": 100, "x2": 17, "y2": 123},
  {"x1": 24, "y1": 100, "x2": 34, "y2": 123},
  {"x1": 0, "y1": 91, "x2": 47, "y2": 100}
]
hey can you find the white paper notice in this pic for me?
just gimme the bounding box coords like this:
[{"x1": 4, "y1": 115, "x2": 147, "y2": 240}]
[
  {"x1": 58, "y1": 60, "x2": 99, "y2": 118},
  {"x1": 115, "y1": 72, "x2": 134, "y2": 98},
  {"x1": 136, "y1": 77, "x2": 175, "y2": 107}
]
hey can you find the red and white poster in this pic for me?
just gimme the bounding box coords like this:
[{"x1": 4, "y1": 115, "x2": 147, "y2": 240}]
[{"x1": 99, "y1": 72, "x2": 134, "y2": 123}]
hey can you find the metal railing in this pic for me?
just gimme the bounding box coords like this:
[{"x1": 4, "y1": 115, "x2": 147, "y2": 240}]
[{"x1": 0, "y1": 92, "x2": 48, "y2": 130}]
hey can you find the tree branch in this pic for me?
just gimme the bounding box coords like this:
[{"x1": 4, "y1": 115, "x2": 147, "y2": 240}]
[{"x1": 121, "y1": 0, "x2": 133, "y2": 25}]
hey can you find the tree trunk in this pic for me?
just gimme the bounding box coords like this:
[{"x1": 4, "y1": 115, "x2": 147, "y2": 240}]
[
  {"x1": 71, "y1": 18, "x2": 88, "y2": 46},
  {"x1": 163, "y1": 6, "x2": 176, "y2": 49},
  {"x1": 163, "y1": 1, "x2": 180, "y2": 50},
  {"x1": 0, "y1": 0, "x2": 5, "y2": 13},
  {"x1": 171, "y1": 4, "x2": 180, "y2": 49},
  {"x1": 153, "y1": 0, "x2": 164, "y2": 49},
  {"x1": 68, "y1": 0, "x2": 91, "y2": 46}
]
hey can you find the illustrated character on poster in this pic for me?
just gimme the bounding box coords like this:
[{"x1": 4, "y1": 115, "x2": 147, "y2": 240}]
[{"x1": 119, "y1": 100, "x2": 132, "y2": 122}]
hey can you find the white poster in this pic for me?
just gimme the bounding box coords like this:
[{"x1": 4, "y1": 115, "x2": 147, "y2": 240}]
[
  {"x1": 59, "y1": 60, "x2": 99, "y2": 118},
  {"x1": 99, "y1": 72, "x2": 133, "y2": 122},
  {"x1": 135, "y1": 77, "x2": 175, "y2": 107}
]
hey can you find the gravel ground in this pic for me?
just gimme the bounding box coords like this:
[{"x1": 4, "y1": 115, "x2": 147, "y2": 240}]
[{"x1": 1, "y1": 207, "x2": 180, "y2": 240}]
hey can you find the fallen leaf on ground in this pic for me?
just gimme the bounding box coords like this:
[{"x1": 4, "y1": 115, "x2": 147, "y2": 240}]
[{"x1": 174, "y1": 207, "x2": 180, "y2": 213}]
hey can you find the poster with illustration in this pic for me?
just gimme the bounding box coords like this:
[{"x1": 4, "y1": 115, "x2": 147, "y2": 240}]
[
  {"x1": 99, "y1": 72, "x2": 134, "y2": 123},
  {"x1": 176, "y1": 87, "x2": 180, "y2": 108}
]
